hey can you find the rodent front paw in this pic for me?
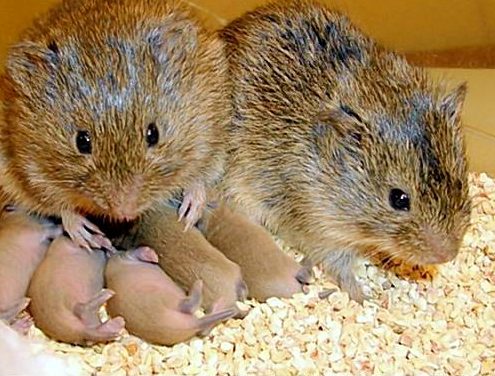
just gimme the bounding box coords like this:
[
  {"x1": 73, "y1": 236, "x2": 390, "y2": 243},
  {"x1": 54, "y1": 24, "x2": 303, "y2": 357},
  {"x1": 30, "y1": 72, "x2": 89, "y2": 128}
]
[
  {"x1": 319, "y1": 250, "x2": 368, "y2": 304},
  {"x1": 340, "y1": 278, "x2": 368, "y2": 304},
  {"x1": 61, "y1": 212, "x2": 114, "y2": 252},
  {"x1": 178, "y1": 184, "x2": 207, "y2": 231}
]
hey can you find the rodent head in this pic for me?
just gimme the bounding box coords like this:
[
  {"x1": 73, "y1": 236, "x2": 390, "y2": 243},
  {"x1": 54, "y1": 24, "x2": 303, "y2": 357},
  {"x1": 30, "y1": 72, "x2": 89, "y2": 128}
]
[
  {"x1": 309, "y1": 73, "x2": 471, "y2": 266},
  {"x1": 0, "y1": 0, "x2": 228, "y2": 221}
]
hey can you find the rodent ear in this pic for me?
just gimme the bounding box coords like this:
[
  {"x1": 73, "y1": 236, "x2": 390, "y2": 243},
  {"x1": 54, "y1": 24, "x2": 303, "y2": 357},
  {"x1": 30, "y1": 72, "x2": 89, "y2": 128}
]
[
  {"x1": 440, "y1": 82, "x2": 467, "y2": 124},
  {"x1": 147, "y1": 19, "x2": 199, "y2": 64},
  {"x1": 5, "y1": 41, "x2": 59, "y2": 88},
  {"x1": 315, "y1": 105, "x2": 365, "y2": 146}
]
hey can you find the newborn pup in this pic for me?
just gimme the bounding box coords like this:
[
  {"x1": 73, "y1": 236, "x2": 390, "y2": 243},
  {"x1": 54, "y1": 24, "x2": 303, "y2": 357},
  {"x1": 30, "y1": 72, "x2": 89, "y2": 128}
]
[
  {"x1": 200, "y1": 204, "x2": 312, "y2": 301},
  {"x1": 105, "y1": 247, "x2": 236, "y2": 346},
  {"x1": 0, "y1": 208, "x2": 61, "y2": 333},
  {"x1": 28, "y1": 236, "x2": 124, "y2": 345},
  {"x1": 0, "y1": 0, "x2": 230, "y2": 250},
  {"x1": 130, "y1": 202, "x2": 247, "y2": 314},
  {"x1": 219, "y1": 0, "x2": 471, "y2": 301}
]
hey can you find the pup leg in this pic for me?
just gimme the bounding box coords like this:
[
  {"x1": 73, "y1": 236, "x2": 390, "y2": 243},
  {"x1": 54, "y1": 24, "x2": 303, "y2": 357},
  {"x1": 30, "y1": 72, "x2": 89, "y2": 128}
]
[
  {"x1": 10, "y1": 315, "x2": 34, "y2": 335},
  {"x1": 83, "y1": 317, "x2": 126, "y2": 345},
  {"x1": 179, "y1": 280, "x2": 203, "y2": 314},
  {"x1": 198, "y1": 298, "x2": 238, "y2": 336},
  {"x1": 0, "y1": 298, "x2": 30, "y2": 323},
  {"x1": 74, "y1": 289, "x2": 125, "y2": 344}
]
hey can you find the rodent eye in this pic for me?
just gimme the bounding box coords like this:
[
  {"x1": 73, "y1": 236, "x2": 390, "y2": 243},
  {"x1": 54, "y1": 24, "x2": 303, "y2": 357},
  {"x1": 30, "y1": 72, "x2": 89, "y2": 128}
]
[
  {"x1": 47, "y1": 41, "x2": 59, "y2": 55},
  {"x1": 146, "y1": 122, "x2": 159, "y2": 147},
  {"x1": 389, "y1": 188, "x2": 410, "y2": 211},
  {"x1": 76, "y1": 130, "x2": 92, "y2": 155}
]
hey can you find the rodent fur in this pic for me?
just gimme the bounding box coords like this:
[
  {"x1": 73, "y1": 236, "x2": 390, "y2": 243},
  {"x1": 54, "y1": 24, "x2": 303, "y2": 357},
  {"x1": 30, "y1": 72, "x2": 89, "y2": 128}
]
[
  {"x1": 218, "y1": 0, "x2": 471, "y2": 301},
  {"x1": 0, "y1": 0, "x2": 229, "y2": 247}
]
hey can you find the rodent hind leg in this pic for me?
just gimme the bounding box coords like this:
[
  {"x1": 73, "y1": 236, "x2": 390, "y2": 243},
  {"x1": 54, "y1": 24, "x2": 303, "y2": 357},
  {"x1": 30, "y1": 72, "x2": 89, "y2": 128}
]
[
  {"x1": 178, "y1": 280, "x2": 203, "y2": 314},
  {"x1": 61, "y1": 211, "x2": 114, "y2": 251},
  {"x1": 82, "y1": 316, "x2": 125, "y2": 345},
  {"x1": 0, "y1": 297, "x2": 30, "y2": 323},
  {"x1": 74, "y1": 289, "x2": 115, "y2": 327},
  {"x1": 9, "y1": 315, "x2": 33, "y2": 335},
  {"x1": 178, "y1": 182, "x2": 207, "y2": 231},
  {"x1": 0, "y1": 298, "x2": 33, "y2": 335},
  {"x1": 313, "y1": 249, "x2": 366, "y2": 303}
]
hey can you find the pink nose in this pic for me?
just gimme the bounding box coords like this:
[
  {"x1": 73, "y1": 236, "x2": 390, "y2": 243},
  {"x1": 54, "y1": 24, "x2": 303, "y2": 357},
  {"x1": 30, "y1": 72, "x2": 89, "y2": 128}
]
[
  {"x1": 108, "y1": 176, "x2": 143, "y2": 220},
  {"x1": 423, "y1": 227, "x2": 459, "y2": 264},
  {"x1": 109, "y1": 200, "x2": 139, "y2": 221}
]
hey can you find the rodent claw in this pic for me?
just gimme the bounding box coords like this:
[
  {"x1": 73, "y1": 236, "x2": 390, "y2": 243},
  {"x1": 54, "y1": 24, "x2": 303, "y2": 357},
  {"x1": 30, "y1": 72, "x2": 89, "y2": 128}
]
[
  {"x1": 295, "y1": 266, "x2": 314, "y2": 285},
  {"x1": 178, "y1": 184, "x2": 207, "y2": 230},
  {"x1": 62, "y1": 212, "x2": 113, "y2": 252},
  {"x1": 81, "y1": 218, "x2": 105, "y2": 236},
  {"x1": 318, "y1": 288, "x2": 338, "y2": 300},
  {"x1": 67, "y1": 226, "x2": 113, "y2": 253},
  {"x1": 177, "y1": 199, "x2": 189, "y2": 222}
]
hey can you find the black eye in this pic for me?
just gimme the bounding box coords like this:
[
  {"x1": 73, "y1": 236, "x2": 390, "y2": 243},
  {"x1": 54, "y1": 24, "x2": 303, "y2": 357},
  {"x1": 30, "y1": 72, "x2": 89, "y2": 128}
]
[
  {"x1": 146, "y1": 123, "x2": 159, "y2": 147},
  {"x1": 340, "y1": 104, "x2": 363, "y2": 123},
  {"x1": 47, "y1": 41, "x2": 59, "y2": 55},
  {"x1": 76, "y1": 130, "x2": 92, "y2": 154},
  {"x1": 389, "y1": 188, "x2": 410, "y2": 211}
]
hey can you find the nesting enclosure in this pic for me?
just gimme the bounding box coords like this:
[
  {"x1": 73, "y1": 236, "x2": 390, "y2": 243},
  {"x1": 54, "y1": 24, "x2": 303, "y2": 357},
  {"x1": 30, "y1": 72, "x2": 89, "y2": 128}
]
[{"x1": 15, "y1": 173, "x2": 495, "y2": 375}]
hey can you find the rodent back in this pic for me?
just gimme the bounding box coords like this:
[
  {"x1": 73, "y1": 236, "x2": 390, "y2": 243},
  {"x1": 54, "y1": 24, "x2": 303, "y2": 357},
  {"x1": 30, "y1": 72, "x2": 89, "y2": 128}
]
[
  {"x1": 0, "y1": 0, "x2": 229, "y2": 220},
  {"x1": 220, "y1": 0, "x2": 471, "y2": 264}
]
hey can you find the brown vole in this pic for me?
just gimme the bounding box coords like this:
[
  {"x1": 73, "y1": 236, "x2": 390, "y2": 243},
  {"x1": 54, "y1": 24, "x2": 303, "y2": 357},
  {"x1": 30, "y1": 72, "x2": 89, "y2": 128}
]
[
  {"x1": 125, "y1": 202, "x2": 248, "y2": 314},
  {"x1": 218, "y1": 0, "x2": 471, "y2": 302},
  {"x1": 0, "y1": 208, "x2": 62, "y2": 332},
  {"x1": 199, "y1": 204, "x2": 312, "y2": 301},
  {"x1": 105, "y1": 247, "x2": 237, "y2": 346},
  {"x1": 0, "y1": 0, "x2": 229, "y2": 250},
  {"x1": 28, "y1": 236, "x2": 125, "y2": 345}
]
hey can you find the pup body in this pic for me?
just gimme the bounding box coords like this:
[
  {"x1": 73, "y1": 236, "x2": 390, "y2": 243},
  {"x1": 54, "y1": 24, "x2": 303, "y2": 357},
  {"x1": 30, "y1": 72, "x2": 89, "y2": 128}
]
[
  {"x1": 0, "y1": 0, "x2": 230, "y2": 249},
  {"x1": 0, "y1": 208, "x2": 61, "y2": 331},
  {"x1": 105, "y1": 247, "x2": 236, "y2": 346},
  {"x1": 130, "y1": 203, "x2": 247, "y2": 313},
  {"x1": 27, "y1": 236, "x2": 124, "y2": 345},
  {"x1": 219, "y1": 0, "x2": 471, "y2": 301},
  {"x1": 200, "y1": 204, "x2": 312, "y2": 301}
]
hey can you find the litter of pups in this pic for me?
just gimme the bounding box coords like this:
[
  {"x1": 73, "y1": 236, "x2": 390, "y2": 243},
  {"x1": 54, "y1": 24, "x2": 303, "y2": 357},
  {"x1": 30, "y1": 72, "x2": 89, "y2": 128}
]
[{"x1": 1, "y1": 172, "x2": 492, "y2": 375}]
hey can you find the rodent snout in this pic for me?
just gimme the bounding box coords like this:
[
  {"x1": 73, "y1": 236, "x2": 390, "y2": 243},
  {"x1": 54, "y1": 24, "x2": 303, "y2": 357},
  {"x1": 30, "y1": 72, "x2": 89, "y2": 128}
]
[
  {"x1": 422, "y1": 227, "x2": 460, "y2": 264},
  {"x1": 104, "y1": 176, "x2": 144, "y2": 221},
  {"x1": 108, "y1": 202, "x2": 139, "y2": 222}
]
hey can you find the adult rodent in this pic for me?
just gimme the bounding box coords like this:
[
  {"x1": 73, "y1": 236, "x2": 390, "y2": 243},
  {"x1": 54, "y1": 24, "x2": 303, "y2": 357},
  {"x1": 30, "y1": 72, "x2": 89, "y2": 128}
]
[
  {"x1": 218, "y1": 0, "x2": 471, "y2": 301},
  {"x1": 0, "y1": 0, "x2": 229, "y2": 250}
]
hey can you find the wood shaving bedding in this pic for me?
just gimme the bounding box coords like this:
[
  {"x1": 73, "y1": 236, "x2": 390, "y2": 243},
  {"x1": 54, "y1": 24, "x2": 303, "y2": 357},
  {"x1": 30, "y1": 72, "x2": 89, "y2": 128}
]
[{"x1": 18, "y1": 173, "x2": 495, "y2": 375}]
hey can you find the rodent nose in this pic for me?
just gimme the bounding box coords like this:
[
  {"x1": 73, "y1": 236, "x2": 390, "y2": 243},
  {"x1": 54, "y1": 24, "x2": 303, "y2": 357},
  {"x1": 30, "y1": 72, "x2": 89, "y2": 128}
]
[
  {"x1": 423, "y1": 227, "x2": 459, "y2": 264},
  {"x1": 107, "y1": 176, "x2": 143, "y2": 221}
]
